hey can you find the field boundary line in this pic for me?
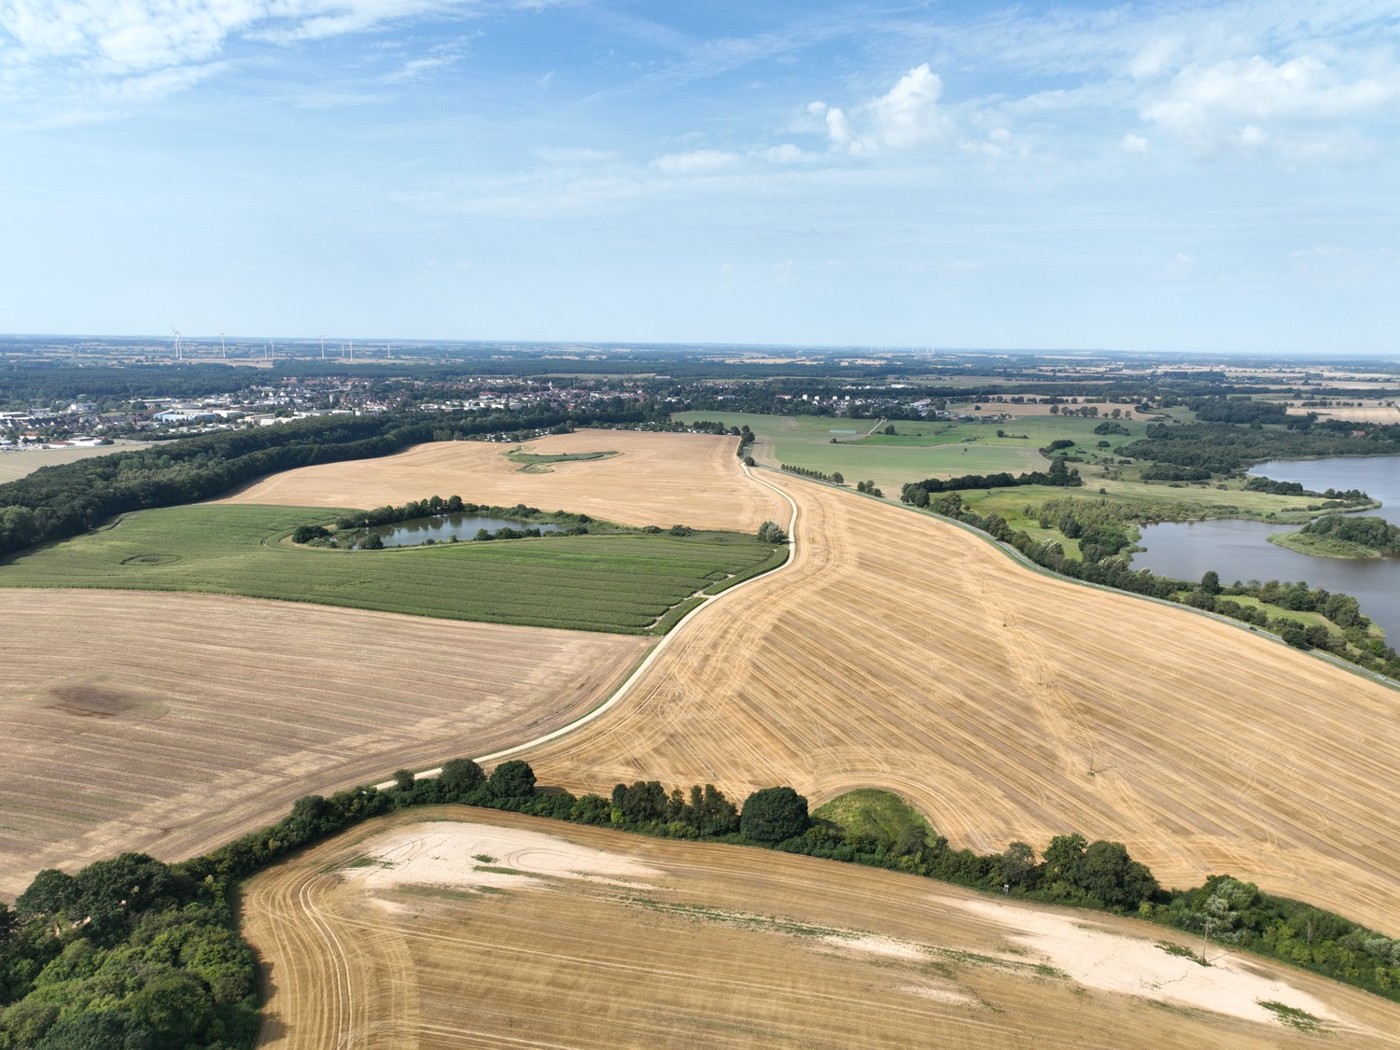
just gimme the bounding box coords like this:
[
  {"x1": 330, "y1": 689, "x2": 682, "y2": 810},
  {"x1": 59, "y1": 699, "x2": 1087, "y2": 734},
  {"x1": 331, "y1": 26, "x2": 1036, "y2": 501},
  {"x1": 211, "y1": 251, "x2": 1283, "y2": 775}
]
[{"x1": 384, "y1": 457, "x2": 800, "y2": 784}]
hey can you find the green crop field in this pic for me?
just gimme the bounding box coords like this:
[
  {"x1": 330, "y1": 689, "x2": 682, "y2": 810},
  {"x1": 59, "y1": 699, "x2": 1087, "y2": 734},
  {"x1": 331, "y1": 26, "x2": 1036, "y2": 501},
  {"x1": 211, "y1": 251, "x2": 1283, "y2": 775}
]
[
  {"x1": 0, "y1": 505, "x2": 785, "y2": 634},
  {"x1": 675, "y1": 411, "x2": 1045, "y2": 489},
  {"x1": 672, "y1": 410, "x2": 1161, "y2": 491}
]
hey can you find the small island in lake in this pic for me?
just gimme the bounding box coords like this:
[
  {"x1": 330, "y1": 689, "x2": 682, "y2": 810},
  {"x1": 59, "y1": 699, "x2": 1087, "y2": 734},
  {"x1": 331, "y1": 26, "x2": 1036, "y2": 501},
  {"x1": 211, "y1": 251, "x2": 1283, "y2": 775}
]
[{"x1": 1270, "y1": 515, "x2": 1400, "y2": 559}]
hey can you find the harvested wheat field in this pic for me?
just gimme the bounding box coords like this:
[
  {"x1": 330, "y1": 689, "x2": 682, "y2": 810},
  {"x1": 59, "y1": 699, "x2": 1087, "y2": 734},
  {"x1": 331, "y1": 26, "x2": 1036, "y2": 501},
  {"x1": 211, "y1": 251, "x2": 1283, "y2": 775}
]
[
  {"x1": 520, "y1": 473, "x2": 1400, "y2": 935},
  {"x1": 0, "y1": 590, "x2": 647, "y2": 898},
  {"x1": 0, "y1": 442, "x2": 132, "y2": 483},
  {"x1": 1285, "y1": 401, "x2": 1400, "y2": 424},
  {"x1": 215, "y1": 429, "x2": 785, "y2": 531},
  {"x1": 243, "y1": 808, "x2": 1400, "y2": 1049}
]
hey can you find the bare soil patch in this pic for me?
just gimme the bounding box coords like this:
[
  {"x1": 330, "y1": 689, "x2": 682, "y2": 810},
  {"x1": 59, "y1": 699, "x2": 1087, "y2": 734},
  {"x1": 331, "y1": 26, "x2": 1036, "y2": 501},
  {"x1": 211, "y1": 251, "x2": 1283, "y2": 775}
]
[
  {"x1": 242, "y1": 809, "x2": 1400, "y2": 1048},
  {"x1": 521, "y1": 472, "x2": 1400, "y2": 934},
  {"x1": 0, "y1": 590, "x2": 646, "y2": 898},
  {"x1": 215, "y1": 429, "x2": 785, "y2": 531}
]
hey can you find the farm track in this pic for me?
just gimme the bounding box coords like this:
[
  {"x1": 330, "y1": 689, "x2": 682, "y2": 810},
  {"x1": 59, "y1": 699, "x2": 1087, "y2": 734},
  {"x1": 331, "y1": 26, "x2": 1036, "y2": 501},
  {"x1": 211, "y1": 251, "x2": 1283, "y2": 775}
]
[
  {"x1": 243, "y1": 808, "x2": 1400, "y2": 1048},
  {"x1": 0, "y1": 590, "x2": 647, "y2": 898},
  {"x1": 519, "y1": 471, "x2": 1400, "y2": 934}
]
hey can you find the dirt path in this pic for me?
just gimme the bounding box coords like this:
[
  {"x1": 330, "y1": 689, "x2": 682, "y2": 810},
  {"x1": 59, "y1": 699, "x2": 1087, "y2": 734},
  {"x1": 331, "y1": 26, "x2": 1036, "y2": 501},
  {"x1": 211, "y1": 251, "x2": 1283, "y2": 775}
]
[{"x1": 382, "y1": 461, "x2": 798, "y2": 784}]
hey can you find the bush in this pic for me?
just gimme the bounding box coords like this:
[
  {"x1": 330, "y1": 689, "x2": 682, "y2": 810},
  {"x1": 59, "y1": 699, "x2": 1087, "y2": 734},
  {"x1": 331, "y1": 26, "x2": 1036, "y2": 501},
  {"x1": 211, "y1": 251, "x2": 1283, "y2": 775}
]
[
  {"x1": 741, "y1": 786, "x2": 809, "y2": 844},
  {"x1": 488, "y1": 760, "x2": 537, "y2": 799},
  {"x1": 438, "y1": 758, "x2": 485, "y2": 797}
]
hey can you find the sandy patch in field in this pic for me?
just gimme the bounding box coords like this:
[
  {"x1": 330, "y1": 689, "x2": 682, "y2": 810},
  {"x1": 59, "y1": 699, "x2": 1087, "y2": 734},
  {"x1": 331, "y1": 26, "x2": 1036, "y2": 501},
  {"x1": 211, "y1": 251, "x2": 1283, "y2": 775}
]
[
  {"x1": 214, "y1": 429, "x2": 784, "y2": 531},
  {"x1": 824, "y1": 933, "x2": 927, "y2": 960},
  {"x1": 954, "y1": 897, "x2": 1340, "y2": 1028},
  {"x1": 899, "y1": 984, "x2": 982, "y2": 1006},
  {"x1": 343, "y1": 821, "x2": 661, "y2": 892}
]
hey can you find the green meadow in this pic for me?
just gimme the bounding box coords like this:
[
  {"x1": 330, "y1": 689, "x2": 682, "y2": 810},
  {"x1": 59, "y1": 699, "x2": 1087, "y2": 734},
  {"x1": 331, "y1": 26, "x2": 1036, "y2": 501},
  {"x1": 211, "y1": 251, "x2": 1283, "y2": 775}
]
[
  {"x1": 675, "y1": 411, "x2": 1046, "y2": 490},
  {"x1": 0, "y1": 504, "x2": 785, "y2": 634}
]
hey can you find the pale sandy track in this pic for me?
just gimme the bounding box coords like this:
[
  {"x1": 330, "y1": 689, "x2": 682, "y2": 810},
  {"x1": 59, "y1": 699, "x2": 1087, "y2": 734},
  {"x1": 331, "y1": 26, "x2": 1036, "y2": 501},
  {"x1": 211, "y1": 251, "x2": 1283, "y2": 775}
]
[
  {"x1": 214, "y1": 429, "x2": 786, "y2": 532},
  {"x1": 520, "y1": 473, "x2": 1400, "y2": 934},
  {"x1": 0, "y1": 590, "x2": 647, "y2": 898},
  {"x1": 243, "y1": 809, "x2": 1400, "y2": 1049}
]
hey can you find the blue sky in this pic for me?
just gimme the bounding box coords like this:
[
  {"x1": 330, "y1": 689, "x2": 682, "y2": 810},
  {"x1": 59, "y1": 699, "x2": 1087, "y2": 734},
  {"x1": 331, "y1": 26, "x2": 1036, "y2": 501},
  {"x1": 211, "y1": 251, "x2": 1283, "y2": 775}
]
[{"x1": 1, "y1": 1, "x2": 1397, "y2": 353}]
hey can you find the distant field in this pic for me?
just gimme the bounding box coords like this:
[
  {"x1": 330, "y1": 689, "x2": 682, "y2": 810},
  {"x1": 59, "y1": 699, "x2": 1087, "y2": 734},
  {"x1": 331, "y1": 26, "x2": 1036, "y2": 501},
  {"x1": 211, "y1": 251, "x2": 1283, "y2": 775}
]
[
  {"x1": 0, "y1": 443, "x2": 133, "y2": 483},
  {"x1": 522, "y1": 474, "x2": 1400, "y2": 935},
  {"x1": 243, "y1": 809, "x2": 1400, "y2": 1048},
  {"x1": 1283, "y1": 402, "x2": 1400, "y2": 424},
  {"x1": 674, "y1": 411, "x2": 1046, "y2": 492},
  {"x1": 673, "y1": 409, "x2": 1162, "y2": 494},
  {"x1": 0, "y1": 504, "x2": 784, "y2": 633},
  {"x1": 0, "y1": 591, "x2": 647, "y2": 899},
  {"x1": 216, "y1": 428, "x2": 785, "y2": 532}
]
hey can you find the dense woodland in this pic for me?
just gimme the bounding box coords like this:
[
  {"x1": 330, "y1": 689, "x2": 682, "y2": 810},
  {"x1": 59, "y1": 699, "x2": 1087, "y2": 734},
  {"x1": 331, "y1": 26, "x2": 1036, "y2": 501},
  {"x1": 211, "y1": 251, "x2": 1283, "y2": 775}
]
[
  {"x1": 1299, "y1": 515, "x2": 1400, "y2": 555},
  {"x1": 1119, "y1": 418, "x2": 1400, "y2": 474}
]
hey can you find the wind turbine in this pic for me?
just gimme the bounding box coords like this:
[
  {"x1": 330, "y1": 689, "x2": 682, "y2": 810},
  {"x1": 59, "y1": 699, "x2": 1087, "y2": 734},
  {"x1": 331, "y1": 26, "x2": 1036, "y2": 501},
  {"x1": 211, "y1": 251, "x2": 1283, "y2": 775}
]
[
  {"x1": 171, "y1": 326, "x2": 182, "y2": 361},
  {"x1": 220, "y1": 330, "x2": 226, "y2": 358}
]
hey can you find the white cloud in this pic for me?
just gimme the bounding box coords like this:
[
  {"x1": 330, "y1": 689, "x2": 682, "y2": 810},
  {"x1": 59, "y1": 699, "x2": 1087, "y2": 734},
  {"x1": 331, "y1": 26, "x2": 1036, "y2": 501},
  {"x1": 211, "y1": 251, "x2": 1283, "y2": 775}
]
[
  {"x1": 380, "y1": 54, "x2": 459, "y2": 85},
  {"x1": 1120, "y1": 133, "x2": 1149, "y2": 154},
  {"x1": 810, "y1": 63, "x2": 952, "y2": 157},
  {"x1": 0, "y1": 0, "x2": 472, "y2": 121},
  {"x1": 1142, "y1": 54, "x2": 1399, "y2": 155},
  {"x1": 650, "y1": 149, "x2": 740, "y2": 175},
  {"x1": 866, "y1": 63, "x2": 948, "y2": 149},
  {"x1": 763, "y1": 143, "x2": 809, "y2": 164},
  {"x1": 1165, "y1": 252, "x2": 1196, "y2": 278}
]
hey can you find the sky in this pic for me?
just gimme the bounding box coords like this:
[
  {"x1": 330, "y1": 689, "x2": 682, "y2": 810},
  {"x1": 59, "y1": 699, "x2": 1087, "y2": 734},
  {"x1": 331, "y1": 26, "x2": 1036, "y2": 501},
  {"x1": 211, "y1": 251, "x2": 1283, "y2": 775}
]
[{"x1": 1, "y1": 1, "x2": 1397, "y2": 353}]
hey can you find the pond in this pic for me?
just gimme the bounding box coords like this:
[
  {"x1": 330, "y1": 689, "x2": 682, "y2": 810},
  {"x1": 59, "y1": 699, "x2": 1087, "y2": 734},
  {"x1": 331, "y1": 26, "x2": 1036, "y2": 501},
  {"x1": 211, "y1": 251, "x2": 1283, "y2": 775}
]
[
  {"x1": 362, "y1": 514, "x2": 566, "y2": 547},
  {"x1": 1133, "y1": 456, "x2": 1400, "y2": 638}
]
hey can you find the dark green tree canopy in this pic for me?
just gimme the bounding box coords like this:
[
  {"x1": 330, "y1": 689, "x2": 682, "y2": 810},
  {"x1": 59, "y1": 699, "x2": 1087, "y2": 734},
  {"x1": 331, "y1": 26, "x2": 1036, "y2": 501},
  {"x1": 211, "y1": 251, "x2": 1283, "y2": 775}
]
[
  {"x1": 740, "y1": 786, "x2": 810, "y2": 844},
  {"x1": 488, "y1": 760, "x2": 537, "y2": 799}
]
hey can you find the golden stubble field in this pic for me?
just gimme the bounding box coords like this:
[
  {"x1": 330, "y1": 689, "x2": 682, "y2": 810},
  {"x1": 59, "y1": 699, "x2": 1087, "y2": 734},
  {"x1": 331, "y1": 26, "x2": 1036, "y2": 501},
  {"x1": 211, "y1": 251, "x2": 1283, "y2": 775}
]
[
  {"x1": 243, "y1": 808, "x2": 1400, "y2": 1049},
  {"x1": 1285, "y1": 401, "x2": 1400, "y2": 424},
  {"x1": 0, "y1": 590, "x2": 647, "y2": 898},
  {"x1": 521, "y1": 472, "x2": 1400, "y2": 935},
  {"x1": 0, "y1": 443, "x2": 132, "y2": 483},
  {"x1": 215, "y1": 429, "x2": 786, "y2": 531}
]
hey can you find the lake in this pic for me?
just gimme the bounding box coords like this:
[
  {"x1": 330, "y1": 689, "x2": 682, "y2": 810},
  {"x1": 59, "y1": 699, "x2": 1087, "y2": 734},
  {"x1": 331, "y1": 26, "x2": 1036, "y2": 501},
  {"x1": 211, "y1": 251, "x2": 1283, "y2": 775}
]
[
  {"x1": 366, "y1": 514, "x2": 565, "y2": 547},
  {"x1": 1133, "y1": 456, "x2": 1400, "y2": 639}
]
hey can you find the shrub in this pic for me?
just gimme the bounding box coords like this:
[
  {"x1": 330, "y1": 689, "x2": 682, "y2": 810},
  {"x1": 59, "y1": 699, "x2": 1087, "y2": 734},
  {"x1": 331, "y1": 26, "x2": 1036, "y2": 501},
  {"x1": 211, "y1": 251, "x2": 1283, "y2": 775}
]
[{"x1": 741, "y1": 786, "x2": 809, "y2": 844}]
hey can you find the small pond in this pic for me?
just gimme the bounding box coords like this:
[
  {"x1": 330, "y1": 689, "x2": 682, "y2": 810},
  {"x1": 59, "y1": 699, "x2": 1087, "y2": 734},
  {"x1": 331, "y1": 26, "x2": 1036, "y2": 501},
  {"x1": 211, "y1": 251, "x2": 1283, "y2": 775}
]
[{"x1": 363, "y1": 514, "x2": 565, "y2": 547}]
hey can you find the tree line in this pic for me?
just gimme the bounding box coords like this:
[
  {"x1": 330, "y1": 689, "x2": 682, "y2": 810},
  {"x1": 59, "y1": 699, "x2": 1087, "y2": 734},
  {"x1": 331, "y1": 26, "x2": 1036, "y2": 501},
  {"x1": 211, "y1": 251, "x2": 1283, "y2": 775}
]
[
  {"x1": 8, "y1": 751, "x2": 1400, "y2": 1048},
  {"x1": 1119, "y1": 418, "x2": 1400, "y2": 475},
  {"x1": 901, "y1": 457, "x2": 1082, "y2": 504}
]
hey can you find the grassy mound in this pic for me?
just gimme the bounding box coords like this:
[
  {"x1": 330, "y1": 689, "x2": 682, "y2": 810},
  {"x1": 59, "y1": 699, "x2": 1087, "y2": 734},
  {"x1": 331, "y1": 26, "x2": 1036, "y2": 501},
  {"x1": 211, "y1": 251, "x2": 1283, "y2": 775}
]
[{"x1": 812, "y1": 789, "x2": 932, "y2": 852}]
